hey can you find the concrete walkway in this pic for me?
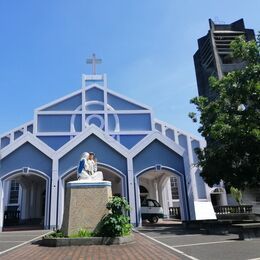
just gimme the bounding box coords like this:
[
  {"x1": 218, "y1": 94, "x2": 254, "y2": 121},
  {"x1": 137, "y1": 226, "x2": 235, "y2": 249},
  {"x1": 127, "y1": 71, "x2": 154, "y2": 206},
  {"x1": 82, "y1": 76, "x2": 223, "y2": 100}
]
[
  {"x1": 1, "y1": 224, "x2": 260, "y2": 260},
  {"x1": 0, "y1": 230, "x2": 51, "y2": 256},
  {"x1": 0, "y1": 232, "x2": 183, "y2": 260},
  {"x1": 138, "y1": 224, "x2": 260, "y2": 260}
]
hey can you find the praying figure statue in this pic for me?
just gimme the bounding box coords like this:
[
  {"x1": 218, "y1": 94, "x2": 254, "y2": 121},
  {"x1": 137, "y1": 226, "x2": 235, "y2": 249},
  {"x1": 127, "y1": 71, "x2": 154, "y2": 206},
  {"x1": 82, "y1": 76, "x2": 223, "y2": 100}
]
[{"x1": 77, "y1": 152, "x2": 103, "y2": 181}]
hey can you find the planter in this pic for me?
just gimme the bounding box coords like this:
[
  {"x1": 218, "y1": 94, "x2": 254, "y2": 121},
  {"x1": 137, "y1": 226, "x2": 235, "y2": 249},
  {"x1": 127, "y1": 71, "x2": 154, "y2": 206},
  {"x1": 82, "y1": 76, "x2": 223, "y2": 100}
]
[{"x1": 40, "y1": 234, "x2": 134, "y2": 247}]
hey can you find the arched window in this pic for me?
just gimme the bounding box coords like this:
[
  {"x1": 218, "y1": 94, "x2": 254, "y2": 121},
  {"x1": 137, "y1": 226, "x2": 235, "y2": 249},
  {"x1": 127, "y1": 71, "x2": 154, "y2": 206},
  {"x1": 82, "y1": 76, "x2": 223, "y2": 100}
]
[{"x1": 140, "y1": 185, "x2": 148, "y2": 193}]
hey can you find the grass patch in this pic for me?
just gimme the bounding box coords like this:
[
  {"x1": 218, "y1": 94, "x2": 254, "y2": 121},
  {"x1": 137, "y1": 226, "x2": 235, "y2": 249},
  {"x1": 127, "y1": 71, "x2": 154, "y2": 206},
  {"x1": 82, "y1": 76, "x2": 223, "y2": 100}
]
[{"x1": 45, "y1": 228, "x2": 94, "y2": 239}]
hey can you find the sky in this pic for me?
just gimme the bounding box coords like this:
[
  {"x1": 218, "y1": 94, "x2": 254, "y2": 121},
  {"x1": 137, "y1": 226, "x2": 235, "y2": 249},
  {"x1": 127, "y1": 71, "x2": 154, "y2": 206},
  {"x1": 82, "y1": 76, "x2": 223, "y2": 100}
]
[{"x1": 0, "y1": 0, "x2": 259, "y2": 138}]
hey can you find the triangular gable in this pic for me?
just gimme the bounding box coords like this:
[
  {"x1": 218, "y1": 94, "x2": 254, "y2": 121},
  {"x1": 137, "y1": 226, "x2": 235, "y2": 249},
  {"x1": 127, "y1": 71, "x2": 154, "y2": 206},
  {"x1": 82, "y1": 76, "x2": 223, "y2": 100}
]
[
  {"x1": 54, "y1": 125, "x2": 129, "y2": 160},
  {"x1": 36, "y1": 84, "x2": 151, "y2": 113},
  {"x1": 129, "y1": 131, "x2": 185, "y2": 158},
  {"x1": 107, "y1": 89, "x2": 151, "y2": 111},
  {"x1": 37, "y1": 89, "x2": 82, "y2": 111},
  {"x1": 0, "y1": 132, "x2": 55, "y2": 159}
]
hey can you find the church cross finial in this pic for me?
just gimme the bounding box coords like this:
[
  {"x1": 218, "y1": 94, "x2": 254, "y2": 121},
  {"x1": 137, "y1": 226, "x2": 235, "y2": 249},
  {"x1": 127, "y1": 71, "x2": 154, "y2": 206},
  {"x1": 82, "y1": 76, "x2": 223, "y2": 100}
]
[{"x1": 86, "y1": 53, "x2": 102, "y2": 75}]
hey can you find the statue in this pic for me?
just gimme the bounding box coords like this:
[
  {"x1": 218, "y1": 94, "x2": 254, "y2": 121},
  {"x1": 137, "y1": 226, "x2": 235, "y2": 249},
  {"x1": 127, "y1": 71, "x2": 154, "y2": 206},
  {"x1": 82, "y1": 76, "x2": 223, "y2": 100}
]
[{"x1": 77, "y1": 152, "x2": 103, "y2": 181}]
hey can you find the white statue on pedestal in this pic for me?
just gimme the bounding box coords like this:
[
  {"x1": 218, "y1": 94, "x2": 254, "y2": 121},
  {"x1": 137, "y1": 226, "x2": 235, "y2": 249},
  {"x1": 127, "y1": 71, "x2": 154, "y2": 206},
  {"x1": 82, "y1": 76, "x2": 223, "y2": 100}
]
[{"x1": 77, "y1": 152, "x2": 103, "y2": 181}]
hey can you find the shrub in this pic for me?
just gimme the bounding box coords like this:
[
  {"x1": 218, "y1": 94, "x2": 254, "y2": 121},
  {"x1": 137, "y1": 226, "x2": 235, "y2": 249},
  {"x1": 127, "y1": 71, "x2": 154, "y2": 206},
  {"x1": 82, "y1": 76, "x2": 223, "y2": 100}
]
[
  {"x1": 69, "y1": 228, "x2": 93, "y2": 238},
  {"x1": 230, "y1": 186, "x2": 243, "y2": 205},
  {"x1": 45, "y1": 230, "x2": 65, "y2": 238},
  {"x1": 95, "y1": 196, "x2": 132, "y2": 237}
]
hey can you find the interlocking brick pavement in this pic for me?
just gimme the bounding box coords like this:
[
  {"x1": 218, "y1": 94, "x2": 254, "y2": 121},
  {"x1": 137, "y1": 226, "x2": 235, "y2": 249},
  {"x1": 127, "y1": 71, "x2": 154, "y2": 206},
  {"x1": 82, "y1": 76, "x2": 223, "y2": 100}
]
[{"x1": 0, "y1": 233, "x2": 180, "y2": 260}]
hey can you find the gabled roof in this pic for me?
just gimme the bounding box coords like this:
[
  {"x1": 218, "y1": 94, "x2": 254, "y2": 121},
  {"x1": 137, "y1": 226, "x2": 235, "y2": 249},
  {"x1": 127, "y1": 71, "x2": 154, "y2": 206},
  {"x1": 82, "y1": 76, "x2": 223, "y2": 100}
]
[
  {"x1": 129, "y1": 131, "x2": 185, "y2": 158},
  {"x1": 36, "y1": 83, "x2": 151, "y2": 112},
  {"x1": 0, "y1": 132, "x2": 55, "y2": 159},
  {"x1": 54, "y1": 125, "x2": 129, "y2": 160}
]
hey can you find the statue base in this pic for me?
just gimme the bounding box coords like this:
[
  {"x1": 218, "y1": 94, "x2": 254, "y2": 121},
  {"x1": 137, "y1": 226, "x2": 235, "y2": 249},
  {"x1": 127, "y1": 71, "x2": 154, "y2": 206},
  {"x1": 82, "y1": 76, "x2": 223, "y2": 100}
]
[{"x1": 61, "y1": 180, "x2": 112, "y2": 236}]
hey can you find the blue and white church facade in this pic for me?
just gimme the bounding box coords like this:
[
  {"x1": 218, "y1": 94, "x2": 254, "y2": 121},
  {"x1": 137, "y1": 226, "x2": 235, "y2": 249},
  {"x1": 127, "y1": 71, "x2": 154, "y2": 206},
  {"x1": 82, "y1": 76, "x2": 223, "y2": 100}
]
[{"x1": 0, "y1": 71, "x2": 217, "y2": 230}]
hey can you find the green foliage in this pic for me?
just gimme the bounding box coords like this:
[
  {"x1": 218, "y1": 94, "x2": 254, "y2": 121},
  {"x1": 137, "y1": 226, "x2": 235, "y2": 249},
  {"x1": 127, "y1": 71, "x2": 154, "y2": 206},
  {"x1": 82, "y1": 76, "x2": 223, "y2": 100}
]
[
  {"x1": 95, "y1": 196, "x2": 132, "y2": 237},
  {"x1": 230, "y1": 186, "x2": 243, "y2": 205},
  {"x1": 106, "y1": 196, "x2": 131, "y2": 214},
  {"x1": 45, "y1": 229, "x2": 93, "y2": 238},
  {"x1": 231, "y1": 35, "x2": 260, "y2": 64},
  {"x1": 190, "y1": 34, "x2": 260, "y2": 190},
  {"x1": 45, "y1": 230, "x2": 65, "y2": 238},
  {"x1": 69, "y1": 228, "x2": 93, "y2": 238}
]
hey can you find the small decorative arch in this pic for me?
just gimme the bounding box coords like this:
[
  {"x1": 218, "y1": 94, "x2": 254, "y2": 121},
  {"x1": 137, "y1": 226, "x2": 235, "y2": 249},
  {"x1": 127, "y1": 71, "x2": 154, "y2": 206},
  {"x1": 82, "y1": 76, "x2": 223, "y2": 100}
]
[
  {"x1": 0, "y1": 168, "x2": 51, "y2": 230},
  {"x1": 135, "y1": 165, "x2": 190, "y2": 226}
]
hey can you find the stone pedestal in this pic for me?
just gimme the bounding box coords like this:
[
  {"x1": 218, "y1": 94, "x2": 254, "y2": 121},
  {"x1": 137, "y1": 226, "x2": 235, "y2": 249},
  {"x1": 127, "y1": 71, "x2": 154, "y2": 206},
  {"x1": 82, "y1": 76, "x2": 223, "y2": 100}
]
[{"x1": 61, "y1": 180, "x2": 112, "y2": 236}]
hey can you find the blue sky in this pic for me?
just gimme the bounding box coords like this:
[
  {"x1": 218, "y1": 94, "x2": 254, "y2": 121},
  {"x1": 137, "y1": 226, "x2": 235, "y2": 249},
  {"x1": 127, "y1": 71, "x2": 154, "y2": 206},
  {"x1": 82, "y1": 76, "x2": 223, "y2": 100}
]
[{"x1": 0, "y1": 0, "x2": 259, "y2": 137}]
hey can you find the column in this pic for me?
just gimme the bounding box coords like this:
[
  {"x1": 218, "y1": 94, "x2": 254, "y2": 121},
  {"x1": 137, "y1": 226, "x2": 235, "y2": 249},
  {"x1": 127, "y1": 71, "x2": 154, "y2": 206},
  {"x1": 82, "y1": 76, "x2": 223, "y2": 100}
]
[
  {"x1": 127, "y1": 158, "x2": 137, "y2": 226},
  {"x1": 50, "y1": 160, "x2": 58, "y2": 229},
  {"x1": 0, "y1": 181, "x2": 4, "y2": 231}
]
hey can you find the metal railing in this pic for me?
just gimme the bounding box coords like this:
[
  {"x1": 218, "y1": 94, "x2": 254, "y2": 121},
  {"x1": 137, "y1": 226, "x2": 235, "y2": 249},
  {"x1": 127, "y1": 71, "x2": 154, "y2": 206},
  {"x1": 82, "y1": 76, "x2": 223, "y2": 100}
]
[
  {"x1": 169, "y1": 207, "x2": 181, "y2": 219},
  {"x1": 4, "y1": 210, "x2": 20, "y2": 225},
  {"x1": 214, "y1": 205, "x2": 253, "y2": 214}
]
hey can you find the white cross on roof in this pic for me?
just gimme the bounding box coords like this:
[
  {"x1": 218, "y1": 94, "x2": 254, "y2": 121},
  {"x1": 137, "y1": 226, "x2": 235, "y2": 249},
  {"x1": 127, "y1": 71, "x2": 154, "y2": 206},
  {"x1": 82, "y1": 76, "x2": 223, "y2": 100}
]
[{"x1": 86, "y1": 53, "x2": 102, "y2": 75}]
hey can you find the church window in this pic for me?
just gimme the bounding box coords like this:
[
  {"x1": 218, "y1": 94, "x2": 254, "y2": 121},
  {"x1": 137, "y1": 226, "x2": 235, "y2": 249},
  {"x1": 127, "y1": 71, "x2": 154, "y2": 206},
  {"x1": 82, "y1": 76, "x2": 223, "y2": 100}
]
[
  {"x1": 171, "y1": 177, "x2": 179, "y2": 200},
  {"x1": 9, "y1": 180, "x2": 20, "y2": 204}
]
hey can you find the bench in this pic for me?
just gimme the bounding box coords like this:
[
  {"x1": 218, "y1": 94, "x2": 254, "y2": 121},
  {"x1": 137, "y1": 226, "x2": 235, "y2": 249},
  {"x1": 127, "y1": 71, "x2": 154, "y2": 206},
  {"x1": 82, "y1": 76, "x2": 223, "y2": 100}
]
[{"x1": 232, "y1": 223, "x2": 260, "y2": 240}]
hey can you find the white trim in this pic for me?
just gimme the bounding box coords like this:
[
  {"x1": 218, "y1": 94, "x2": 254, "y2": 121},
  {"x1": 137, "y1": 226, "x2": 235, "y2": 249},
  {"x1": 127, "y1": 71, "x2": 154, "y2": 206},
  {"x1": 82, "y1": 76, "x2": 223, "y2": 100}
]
[
  {"x1": 36, "y1": 132, "x2": 80, "y2": 136},
  {"x1": 127, "y1": 158, "x2": 136, "y2": 225},
  {"x1": 33, "y1": 109, "x2": 38, "y2": 135},
  {"x1": 154, "y1": 118, "x2": 203, "y2": 142},
  {"x1": 186, "y1": 135, "x2": 198, "y2": 201},
  {"x1": 107, "y1": 110, "x2": 151, "y2": 114},
  {"x1": 35, "y1": 89, "x2": 82, "y2": 111},
  {"x1": 107, "y1": 88, "x2": 152, "y2": 111},
  {"x1": 84, "y1": 74, "x2": 104, "y2": 81},
  {"x1": 84, "y1": 81, "x2": 152, "y2": 111},
  {"x1": 0, "y1": 132, "x2": 55, "y2": 159},
  {"x1": 0, "y1": 182, "x2": 4, "y2": 230},
  {"x1": 10, "y1": 132, "x2": 14, "y2": 144},
  {"x1": 0, "y1": 121, "x2": 33, "y2": 140},
  {"x1": 82, "y1": 77, "x2": 86, "y2": 132},
  {"x1": 103, "y1": 74, "x2": 108, "y2": 134},
  {"x1": 37, "y1": 111, "x2": 82, "y2": 115},
  {"x1": 85, "y1": 83, "x2": 105, "y2": 91},
  {"x1": 108, "y1": 131, "x2": 151, "y2": 135},
  {"x1": 150, "y1": 110, "x2": 156, "y2": 131},
  {"x1": 129, "y1": 131, "x2": 185, "y2": 158},
  {"x1": 53, "y1": 125, "x2": 129, "y2": 160},
  {"x1": 50, "y1": 159, "x2": 58, "y2": 229}
]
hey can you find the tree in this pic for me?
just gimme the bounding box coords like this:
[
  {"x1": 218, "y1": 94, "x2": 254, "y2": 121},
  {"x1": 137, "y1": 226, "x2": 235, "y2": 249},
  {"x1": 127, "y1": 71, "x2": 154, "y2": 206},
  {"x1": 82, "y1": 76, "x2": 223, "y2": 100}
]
[
  {"x1": 189, "y1": 35, "x2": 260, "y2": 190},
  {"x1": 230, "y1": 186, "x2": 243, "y2": 205}
]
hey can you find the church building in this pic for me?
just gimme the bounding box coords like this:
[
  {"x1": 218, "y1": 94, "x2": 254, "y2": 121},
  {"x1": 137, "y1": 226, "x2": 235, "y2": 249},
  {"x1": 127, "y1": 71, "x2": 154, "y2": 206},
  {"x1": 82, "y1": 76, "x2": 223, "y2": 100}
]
[{"x1": 0, "y1": 57, "x2": 216, "y2": 230}]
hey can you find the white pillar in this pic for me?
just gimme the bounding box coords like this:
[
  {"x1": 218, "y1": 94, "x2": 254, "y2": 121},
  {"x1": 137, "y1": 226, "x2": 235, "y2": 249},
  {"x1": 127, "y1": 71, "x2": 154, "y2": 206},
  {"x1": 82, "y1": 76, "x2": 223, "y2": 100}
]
[
  {"x1": 20, "y1": 183, "x2": 27, "y2": 220},
  {"x1": 127, "y1": 158, "x2": 137, "y2": 226},
  {"x1": 0, "y1": 181, "x2": 4, "y2": 231},
  {"x1": 186, "y1": 137, "x2": 198, "y2": 201},
  {"x1": 57, "y1": 178, "x2": 64, "y2": 229},
  {"x1": 134, "y1": 176, "x2": 142, "y2": 227},
  {"x1": 158, "y1": 175, "x2": 169, "y2": 218},
  {"x1": 50, "y1": 160, "x2": 58, "y2": 229},
  {"x1": 166, "y1": 178, "x2": 173, "y2": 208}
]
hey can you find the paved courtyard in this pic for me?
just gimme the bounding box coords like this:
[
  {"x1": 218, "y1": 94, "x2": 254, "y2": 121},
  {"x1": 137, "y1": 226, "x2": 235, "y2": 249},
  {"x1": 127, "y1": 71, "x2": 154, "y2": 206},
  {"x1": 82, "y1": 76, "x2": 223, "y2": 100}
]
[
  {"x1": 0, "y1": 225, "x2": 260, "y2": 260},
  {"x1": 0, "y1": 230, "x2": 51, "y2": 256},
  {"x1": 0, "y1": 231, "x2": 182, "y2": 260},
  {"x1": 137, "y1": 224, "x2": 260, "y2": 260}
]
